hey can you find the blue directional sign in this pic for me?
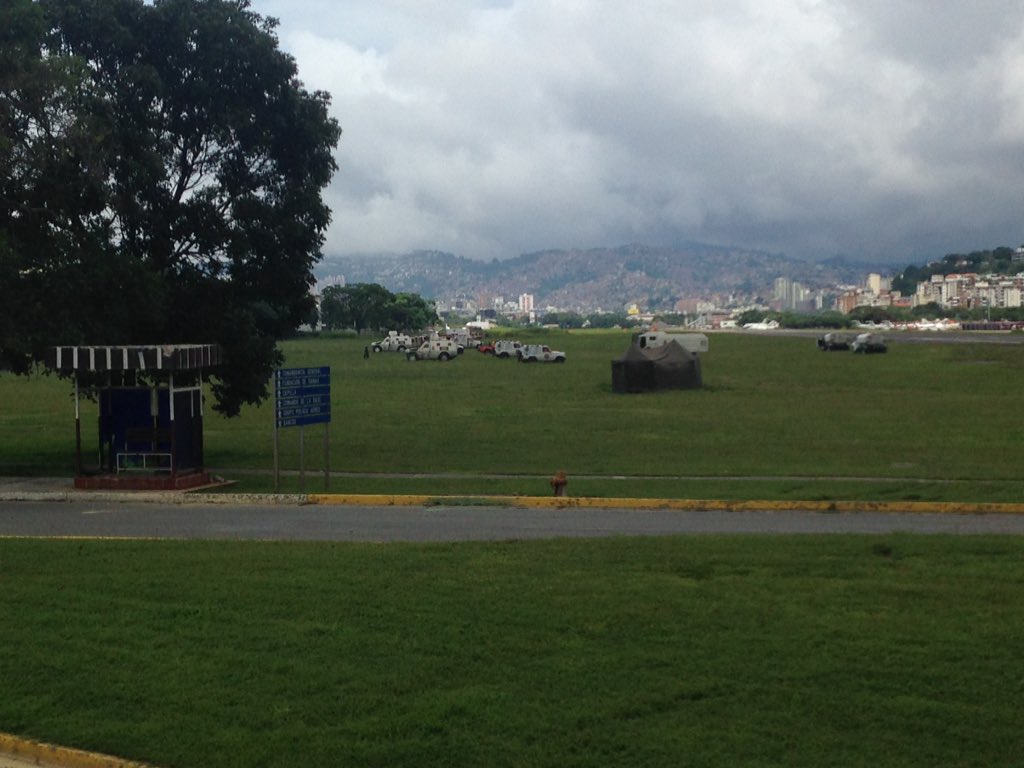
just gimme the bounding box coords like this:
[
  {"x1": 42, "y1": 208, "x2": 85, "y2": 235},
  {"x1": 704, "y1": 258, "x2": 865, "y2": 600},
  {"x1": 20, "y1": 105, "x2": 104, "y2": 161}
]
[{"x1": 275, "y1": 366, "x2": 331, "y2": 428}]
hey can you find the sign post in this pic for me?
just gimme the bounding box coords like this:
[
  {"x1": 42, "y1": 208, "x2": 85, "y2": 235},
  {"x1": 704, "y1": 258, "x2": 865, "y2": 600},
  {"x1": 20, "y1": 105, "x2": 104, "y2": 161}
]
[{"x1": 274, "y1": 366, "x2": 331, "y2": 492}]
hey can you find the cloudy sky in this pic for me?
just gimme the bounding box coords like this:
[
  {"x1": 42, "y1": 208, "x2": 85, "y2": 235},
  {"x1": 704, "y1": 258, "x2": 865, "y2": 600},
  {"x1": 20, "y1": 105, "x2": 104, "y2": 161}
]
[{"x1": 248, "y1": 0, "x2": 1024, "y2": 264}]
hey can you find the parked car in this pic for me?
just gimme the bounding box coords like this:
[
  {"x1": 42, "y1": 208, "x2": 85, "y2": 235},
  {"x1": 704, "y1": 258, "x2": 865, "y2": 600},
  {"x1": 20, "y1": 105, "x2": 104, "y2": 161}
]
[
  {"x1": 477, "y1": 342, "x2": 496, "y2": 354},
  {"x1": 519, "y1": 344, "x2": 566, "y2": 363}
]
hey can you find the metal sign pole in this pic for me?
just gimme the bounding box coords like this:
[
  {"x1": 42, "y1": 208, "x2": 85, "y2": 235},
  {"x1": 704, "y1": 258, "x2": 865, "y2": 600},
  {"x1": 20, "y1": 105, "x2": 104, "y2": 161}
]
[
  {"x1": 273, "y1": 370, "x2": 280, "y2": 492},
  {"x1": 73, "y1": 375, "x2": 82, "y2": 476},
  {"x1": 273, "y1": 420, "x2": 280, "y2": 493},
  {"x1": 324, "y1": 422, "x2": 330, "y2": 491},
  {"x1": 299, "y1": 425, "x2": 306, "y2": 493}
]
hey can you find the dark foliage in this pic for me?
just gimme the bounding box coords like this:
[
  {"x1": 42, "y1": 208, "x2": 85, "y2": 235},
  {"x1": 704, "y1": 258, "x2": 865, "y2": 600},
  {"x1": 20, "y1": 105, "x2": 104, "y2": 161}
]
[
  {"x1": 0, "y1": 0, "x2": 341, "y2": 415},
  {"x1": 320, "y1": 283, "x2": 438, "y2": 334}
]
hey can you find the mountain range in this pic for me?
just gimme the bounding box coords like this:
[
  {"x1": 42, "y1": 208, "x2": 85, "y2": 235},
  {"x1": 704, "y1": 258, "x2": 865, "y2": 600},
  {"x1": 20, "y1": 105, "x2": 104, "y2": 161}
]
[{"x1": 315, "y1": 243, "x2": 901, "y2": 312}]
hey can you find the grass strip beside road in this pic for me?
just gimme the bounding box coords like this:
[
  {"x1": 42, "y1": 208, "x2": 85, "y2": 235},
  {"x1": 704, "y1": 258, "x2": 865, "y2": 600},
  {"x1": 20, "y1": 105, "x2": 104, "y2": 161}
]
[{"x1": 1, "y1": 536, "x2": 1022, "y2": 768}]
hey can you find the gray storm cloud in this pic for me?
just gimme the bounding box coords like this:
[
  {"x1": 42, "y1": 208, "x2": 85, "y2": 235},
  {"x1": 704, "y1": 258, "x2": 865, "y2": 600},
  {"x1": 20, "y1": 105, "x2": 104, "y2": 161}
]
[{"x1": 252, "y1": 0, "x2": 1024, "y2": 262}]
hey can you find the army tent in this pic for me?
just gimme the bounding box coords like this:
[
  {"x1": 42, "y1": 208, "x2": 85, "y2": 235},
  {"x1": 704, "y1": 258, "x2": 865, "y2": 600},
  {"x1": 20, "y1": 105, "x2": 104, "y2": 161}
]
[{"x1": 611, "y1": 339, "x2": 702, "y2": 393}]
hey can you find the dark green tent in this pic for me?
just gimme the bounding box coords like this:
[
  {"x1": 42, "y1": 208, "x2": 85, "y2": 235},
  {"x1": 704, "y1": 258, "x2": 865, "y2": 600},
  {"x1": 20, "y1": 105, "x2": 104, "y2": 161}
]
[{"x1": 611, "y1": 340, "x2": 702, "y2": 393}]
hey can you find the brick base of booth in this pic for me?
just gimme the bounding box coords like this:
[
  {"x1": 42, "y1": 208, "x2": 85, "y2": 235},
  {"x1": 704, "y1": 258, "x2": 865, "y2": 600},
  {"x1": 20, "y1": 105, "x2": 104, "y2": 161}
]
[{"x1": 74, "y1": 471, "x2": 212, "y2": 491}]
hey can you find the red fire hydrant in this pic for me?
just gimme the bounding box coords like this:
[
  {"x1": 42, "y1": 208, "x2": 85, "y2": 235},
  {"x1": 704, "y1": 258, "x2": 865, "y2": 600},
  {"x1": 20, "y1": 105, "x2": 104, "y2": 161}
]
[{"x1": 550, "y1": 470, "x2": 568, "y2": 497}]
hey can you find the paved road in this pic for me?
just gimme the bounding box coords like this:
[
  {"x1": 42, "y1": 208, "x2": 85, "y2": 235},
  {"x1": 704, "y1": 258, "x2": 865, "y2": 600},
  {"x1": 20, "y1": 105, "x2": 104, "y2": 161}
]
[{"x1": 3, "y1": 500, "x2": 1024, "y2": 540}]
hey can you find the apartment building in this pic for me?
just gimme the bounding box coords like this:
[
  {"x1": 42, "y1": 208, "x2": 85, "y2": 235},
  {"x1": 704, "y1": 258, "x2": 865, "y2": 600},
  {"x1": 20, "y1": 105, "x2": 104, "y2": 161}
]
[{"x1": 915, "y1": 273, "x2": 1024, "y2": 309}]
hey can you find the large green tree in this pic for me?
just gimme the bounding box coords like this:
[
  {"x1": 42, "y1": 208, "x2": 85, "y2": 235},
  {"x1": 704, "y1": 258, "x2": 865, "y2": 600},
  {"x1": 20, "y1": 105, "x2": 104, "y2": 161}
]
[
  {"x1": 320, "y1": 283, "x2": 394, "y2": 334},
  {"x1": 320, "y1": 283, "x2": 437, "y2": 334},
  {"x1": 388, "y1": 291, "x2": 437, "y2": 332},
  {"x1": 0, "y1": 0, "x2": 341, "y2": 415}
]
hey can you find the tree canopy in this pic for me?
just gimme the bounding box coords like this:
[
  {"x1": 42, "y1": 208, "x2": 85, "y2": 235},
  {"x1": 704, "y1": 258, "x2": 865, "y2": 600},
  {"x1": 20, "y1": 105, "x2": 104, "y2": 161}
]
[
  {"x1": 0, "y1": 0, "x2": 341, "y2": 415},
  {"x1": 319, "y1": 284, "x2": 438, "y2": 334}
]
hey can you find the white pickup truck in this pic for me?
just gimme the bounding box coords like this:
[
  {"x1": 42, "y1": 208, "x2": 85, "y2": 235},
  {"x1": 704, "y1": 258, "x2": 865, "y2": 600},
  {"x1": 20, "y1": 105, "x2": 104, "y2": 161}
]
[{"x1": 518, "y1": 344, "x2": 566, "y2": 363}]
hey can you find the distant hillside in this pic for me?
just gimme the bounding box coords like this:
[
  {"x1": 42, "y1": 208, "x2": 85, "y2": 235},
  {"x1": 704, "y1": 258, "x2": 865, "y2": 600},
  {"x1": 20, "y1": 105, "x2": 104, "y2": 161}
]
[{"x1": 316, "y1": 243, "x2": 898, "y2": 311}]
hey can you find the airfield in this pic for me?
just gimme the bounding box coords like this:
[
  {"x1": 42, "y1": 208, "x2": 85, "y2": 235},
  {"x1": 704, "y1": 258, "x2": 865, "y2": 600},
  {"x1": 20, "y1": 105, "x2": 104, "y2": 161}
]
[{"x1": 2, "y1": 328, "x2": 1024, "y2": 768}]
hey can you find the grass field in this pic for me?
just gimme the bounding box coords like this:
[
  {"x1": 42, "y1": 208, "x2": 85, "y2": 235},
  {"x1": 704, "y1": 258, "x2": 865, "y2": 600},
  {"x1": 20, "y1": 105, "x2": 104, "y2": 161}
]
[
  {"x1": 3, "y1": 333, "x2": 1023, "y2": 767},
  {"x1": 2, "y1": 535, "x2": 1023, "y2": 768},
  {"x1": 2, "y1": 330, "x2": 1022, "y2": 502}
]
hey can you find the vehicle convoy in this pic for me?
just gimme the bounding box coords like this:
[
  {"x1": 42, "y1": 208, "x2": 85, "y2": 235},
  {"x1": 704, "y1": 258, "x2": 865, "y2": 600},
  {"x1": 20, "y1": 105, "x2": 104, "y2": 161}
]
[
  {"x1": 632, "y1": 331, "x2": 709, "y2": 354},
  {"x1": 372, "y1": 331, "x2": 413, "y2": 353},
  {"x1": 406, "y1": 337, "x2": 460, "y2": 361},
  {"x1": 519, "y1": 344, "x2": 566, "y2": 363},
  {"x1": 493, "y1": 340, "x2": 523, "y2": 358}
]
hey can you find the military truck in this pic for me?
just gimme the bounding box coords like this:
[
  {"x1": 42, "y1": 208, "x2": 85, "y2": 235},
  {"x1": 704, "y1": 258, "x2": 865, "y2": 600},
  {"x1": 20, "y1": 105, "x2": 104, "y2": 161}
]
[
  {"x1": 372, "y1": 331, "x2": 413, "y2": 353},
  {"x1": 519, "y1": 344, "x2": 566, "y2": 363},
  {"x1": 817, "y1": 332, "x2": 851, "y2": 351},
  {"x1": 406, "y1": 337, "x2": 460, "y2": 361},
  {"x1": 632, "y1": 331, "x2": 709, "y2": 354},
  {"x1": 851, "y1": 333, "x2": 887, "y2": 354},
  {"x1": 493, "y1": 340, "x2": 523, "y2": 358}
]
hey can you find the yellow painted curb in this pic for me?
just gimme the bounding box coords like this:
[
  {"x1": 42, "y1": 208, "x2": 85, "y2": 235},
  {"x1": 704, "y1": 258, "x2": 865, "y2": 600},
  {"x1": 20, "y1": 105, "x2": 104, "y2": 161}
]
[
  {"x1": 304, "y1": 494, "x2": 1024, "y2": 515},
  {"x1": 0, "y1": 732, "x2": 155, "y2": 768}
]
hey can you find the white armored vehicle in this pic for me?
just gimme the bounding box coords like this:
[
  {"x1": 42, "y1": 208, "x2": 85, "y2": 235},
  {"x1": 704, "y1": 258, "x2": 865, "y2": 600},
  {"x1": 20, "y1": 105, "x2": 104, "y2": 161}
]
[
  {"x1": 519, "y1": 344, "x2": 566, "y2": 363},
  {"x1": 493, "y1": 340, "x2": 523, "y2": 358},
  {"x1": 632, "y1": 331, "x2": 709, "y2": 354},
  {"x1": 851, "y1": 333, "x2": 887, "y2": 354},
  {"x1": 407, "y1": 337, "x2": 460, "y2": 361},
  {"x1": 372, "y1": 331, "x2": 413, "y2": 353}
]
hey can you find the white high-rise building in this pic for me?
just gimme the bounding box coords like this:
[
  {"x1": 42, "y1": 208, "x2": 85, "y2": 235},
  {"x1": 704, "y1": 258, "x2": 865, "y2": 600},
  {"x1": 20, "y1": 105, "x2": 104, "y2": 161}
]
[
  {"x1": 867, "y1": 273, "x2": 890, "y2": 295},
  {"x1": 773, "y1": 277, "x2": 789, "y2": 303}
]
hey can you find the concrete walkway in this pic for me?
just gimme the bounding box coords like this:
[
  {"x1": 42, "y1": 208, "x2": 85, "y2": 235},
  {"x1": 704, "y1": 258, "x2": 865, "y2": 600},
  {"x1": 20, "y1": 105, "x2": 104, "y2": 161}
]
[{"x1": 0, "y1": 732, "x2": 154, "y2": 768}]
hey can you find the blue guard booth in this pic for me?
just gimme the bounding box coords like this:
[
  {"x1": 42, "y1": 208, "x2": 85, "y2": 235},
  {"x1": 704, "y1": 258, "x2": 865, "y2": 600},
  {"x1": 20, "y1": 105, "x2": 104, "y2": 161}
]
[{"x1": 45, "y1": 344, "x2": 223, "y2": 490}]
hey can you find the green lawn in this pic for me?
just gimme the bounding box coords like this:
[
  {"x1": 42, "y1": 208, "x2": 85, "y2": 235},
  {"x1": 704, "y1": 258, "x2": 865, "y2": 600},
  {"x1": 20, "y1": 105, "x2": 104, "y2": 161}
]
[
  {"x1": 3, "y1": 331, "x2": 1022, "y2": 502},
  {"x1": 2, "y1": 535, "x2": 1022, "y2": 768},
  {"x1": 3, "y1": 333, "x2": 1023, "y2": 767}
]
